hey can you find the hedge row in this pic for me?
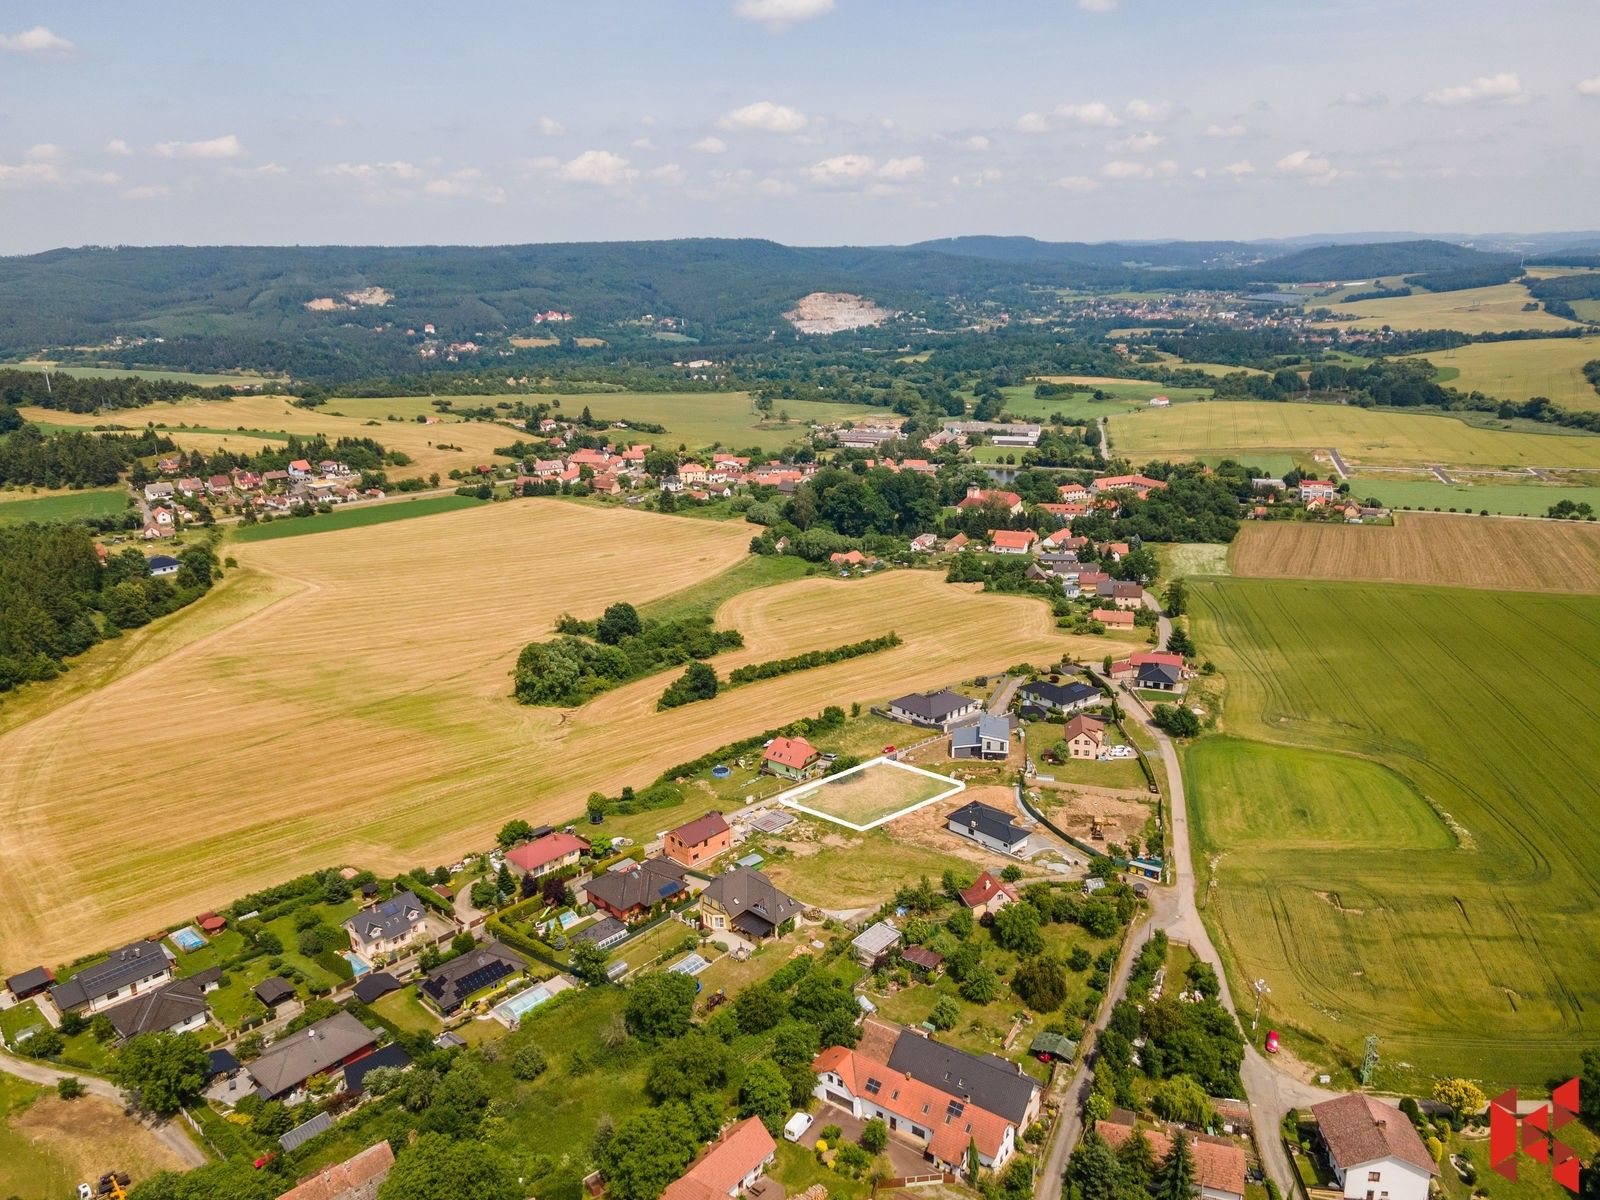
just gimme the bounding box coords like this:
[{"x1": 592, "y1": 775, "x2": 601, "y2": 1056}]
[{"x1": 726, "y1": 632, "x2": 901, "y2": 686}]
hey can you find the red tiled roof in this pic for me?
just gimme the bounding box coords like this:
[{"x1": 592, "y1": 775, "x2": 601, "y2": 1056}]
[
  {"x1": 671, "y1": 812, "x2": 730, "y2": 847},
  {"x1": 764, "y1": 736, "x2": 819, "y2": 771},
  {"x1": 1093, "y1": 608, "x2": 1134, "y2": 626},
  {"x1": 1311, "y1": 1094, "x2": 1438, "y2": 1176},
  {"x1": 1096, "y1": 1122, "x2": 1246, "y2": 1199},
  {"x1": 1093, "y1": 474, "x2": 1166, "y2": 491},
  {"x1": 959, "y1": 871, "x2": 1017, "y2": 909},
  {"x1": 958, "y1": 489, "x2": 1021, "y2": 509},
  {"x1": 1064, "y1": 715, "x2": 1105, "y2": 743},
  {"x1": 276, "y1": 1141, "x2": 396, "y2": 1200},
  {"x1": 661, "y1": 1117, "x2": 776, "y2": 1200},
  {"x1": 505, "y1": 832, "x2": 590, "y2": 873},
  {"x1": 814, "y1": 1046, "x2": 1013, "y2": 1163},
  {"x1": 988, "y1": 529, "x2": 1037, "y2": 550}
]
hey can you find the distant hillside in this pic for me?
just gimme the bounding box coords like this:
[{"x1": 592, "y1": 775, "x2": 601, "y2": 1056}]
[
  {"x1": 1246, "y1": 239, "x2": 1507, "y2": 283},
  {"x1": 905, "y1": 236, "x2": 1267, "y2": 270}
]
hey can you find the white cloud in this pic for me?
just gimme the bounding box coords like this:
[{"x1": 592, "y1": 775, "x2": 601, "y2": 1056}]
[
  {"x1": 692, "y1": 136, "x2": 728, "y2": 154},
  {"x1": 718, "y1": 100, "x2": 809, "y2": 132},
  {"x1": 537, "y1": 116, "x2": 566, "y2": 136},
  {"x1": 1221, "y1": 160, "x2": 1256, "y2": 177},
  {"x1": 1125, "y1": 98, "x2": 1174, "y2": 122},
  {"x1": 758, "y1": 176, "x2": 797, "y2": 197},
  {"x1": 1108, "y1": 131, "x2": 1163, "y2": 153},
  {"x1": 122, "y1": 184, "x2": 171, "y2": 200},
  {"x1": 1055, "y1": 101, "x2": 1121, "y2": 128},
  {"x1": 557, "y1": 149, "x2": 637, "y2": 187},
  {"x1": 1421, "y1": 72, "x2": 1524, "y2": 107},
  {"x1": 226, "y1": 162, "x2": 288, "y2": 178},
  {"x1": 632, "y1": 137, "x2": 657, "y2": 151},
  {"x1": 26, "y1": 143, "x2": 61, "y2": 162},
  {"x1": 1101, "y1": 159, "x2": 1152, "y2": 180},
  {"x1": 424, "y1": 169, "x2": 507, "y2": 202},
  {"x1": 1016, "y1": 112, "x2": 1052, "y2": 133},
  {"x1": 808, "y1": 154, "x2": 875, "y2": 184},
  {"x1": 0, "y1": 25, "x2": 73, "y2": 54},
  {"x1": 732, "y1": 0, "x2": 835, "y2": 26},
  {"x1": 1333, "y1": 90, "x2": 1388, "y2": 109},
  {"x1": 960, "y1": 135, "x2": 990, "y2": 151},
  {"x1": 1204, "y1": 122, "x2": 1246, "y2": 138},
  {"x1": 0, "y1": 161, "x2": 62, "y2": 186},
  {"x1": 1276, "y1": 149, "x2": 1342, "y2": 185},
  {"x1": 324, "y1": 161, "x2": 423, "y2": 182},
  {"x1": 154, "y1": 134, "x2": 245, "y2": 159},
  {"x1": 1078, "y1": 0, "x2": 1118, "y2": 10},
  {"x1": 1055, "y1": 175, "x2": 1101, "y2": 192},
  {"x1": 878, "y1": 155, "x2": 925, "y2": 180},
  {"x1": 650, "y1": 163, "x2": 688, "y2": 185},
  {"x1": 1578, "y1": 76, "x2": 1600, "y2": 97},
  {"x1": 105, "y1": 138, "x2": 133, "y2": 156}
]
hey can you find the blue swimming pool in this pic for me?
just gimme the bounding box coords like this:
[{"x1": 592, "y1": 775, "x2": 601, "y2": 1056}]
[
  {"x1": 170, "y1": 927, "x2": 205, "y2": 952},
  {"x1": 342, "y1": 952, "x2": 370, "y2": 977}
]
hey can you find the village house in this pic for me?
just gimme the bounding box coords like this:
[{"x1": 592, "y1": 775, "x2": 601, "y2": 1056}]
[
  {"x1": 582, "y1": 857, "x2": 688, "y2": 924},
  {"x1": 144, "y1": 481, "x2": 175, "y2": 502},
  {"x1": 959, "y1": 871, "x2": 1018, "y2": 917},
  {"x1": 342, "y1": 891, "x2": 428, "y2": 961},
  {"x1": 664, "y1": 812, "x2": 732, "y2": 867},
  {"x1": 147, "y1": 554, "x2": 181, "y2": 578},
  {"x1": 1135, "y1": 660, "x2": 1184, "y2": 692},
  {"x1": 945, "y1": 531, "x2": 969, "y2": 551},
  {"x1": 176, "y1": 476, "x2": 203, "y2": 497},
  {"x1": 49, "y1": 940, "x2": 174, "y2": 1014},
  {"x1": 761, "y1": 735, "x2": 821, "y2": 781},
  {"x1": 419, "y1": 940, "x2": 527, "y2": 1015},
  {"x1": 1108, "y1": 651, "x2": 1190, "y2": 685},
  {"x1": 850, "y1": 921, "x2": 903, "y2": 967},
  {"x1": 887, "y1": 689, "x2": 982, "y2": 731},
  {"x1": 245, "y1": 1011, "x2": 378, "y2": 1101},
  {"x1": 909, "y1": 532, "x2": 937, "y2": 553},
  {"x1": 1096, "y1": 1122, "x2": 1247, "y2": 1200},
  {"x1": 956, "y1": 483, "x2": 1024, "y2": 515},
  {"x1": 1310, "y1": 1094, "x2": 1438, "y2": 1200},
  {"x1": 1091, "y1": 474, "x2": 1167, "y2": 499},
  {"x1": 661, "y1": 1116, "x2": 777, "y2": 1200},
  {"x1": 104, "y1": 969, "x2": 220, "y2": 1041},
  {"x1": 946, "y1": 800, "x2": 1030, "y2": 856},
  {"x1": 1299, "y1": 479, "x2": 1340, "y2": 504},
  {"x1": 288, "y1": 459, "x2": 314, "y2": 480},
  {"x1": 951, "y1": 713, "x2": 1010, "y2": 760},
  {"x1": 1018, "y1": 679, "x2": 1100, "y2": 715},
  {"x1": 1057, "y1": 482, "x2": 1091, "y2": 503},
  {"x1": 1101, "y1": 580, "x2": 1145, "y2": 609},
  {"x1": 275, "y1": 1141, "x2": 396, "y2": 1200},
  {"x1": 505, "y1": 831, "x2": 590, "y2": 879},
  {"x1": 698, "y1": 867, "x2": 801, "y2": 941},
  {"x1": 988, "y1": 529, "x2": 1038, "y2": 556},
  {"x1": 1094, "y1": 607, "x2": 1136, "y2": 628},
  {"x1": 1063, "y1": 714, "x2": 1107, "y2": 759}
]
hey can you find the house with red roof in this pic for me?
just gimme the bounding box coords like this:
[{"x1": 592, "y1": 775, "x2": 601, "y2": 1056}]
[
  {"x1": 1057, "y1": 482, "x2": 1091, "y2": 503},
  {"x1": 1310, "y1": 1094, "x2": 1438, "y2": 1200},
  {"x1": 1107, "y1": 652, "x2": 1190, "y2": 685},
  {"x1": 1093, "y1": 607, "x2": 1135, "y2": 628},
  {"x1": 288, "y1": 459, "x2": 314, "y2": 480},
  {"x1": 762, "y1": 736, "x2": 820, "y2": 781},
  {"x1": 504, "y1": 832, "x2": 590, "y2": 879},
  {"x1": 664, "y1": 812, "x2": 732, "y2": 867},
  {"x1": 959, "y1": 871, "x2": 1018, "y2": 917},
  {"x1": 956, "y1": 483, "x2": 1024, "y2": 515},
  {"x1": 1299, "y1": 479, "x2": 1340, "y2": 504},
  {"x1": 988, "y1": 529, "x2": 1038, "y2": 556},
  {"x1": 568, "y1": 448, "x2": 615, "y2": 469},
  {"x1": 660, "y1": 1117, "x2": 776, "y2": 1200},
  {"x1": 1064, "y1": 714, "x2": 1107, "y2": 759},
  {"x1": 1091, "y1": 474, "x2": 1166, "y2": 499},
  {"x1": 1096, "y1": 1121, "x2": 1247, "y2": 1200}
]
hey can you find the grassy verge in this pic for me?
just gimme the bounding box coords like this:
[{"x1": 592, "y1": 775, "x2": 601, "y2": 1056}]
[{"x1": 231, "y1": 494, "x2": 484, "y2": 542}]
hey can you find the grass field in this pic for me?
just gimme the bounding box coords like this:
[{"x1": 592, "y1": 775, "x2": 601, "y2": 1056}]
[
  {"x1": 0, "y1": 502, "x2": 1094, "y2": 967},
  {"x1": 1409, "y1": 336, "x2": 1600, "y2": 412},
  {"x1": 1230, "y1": 513, "x2": 1600, "y2": 592},
  {"x1": 230, "y1": 493, "x2": 484, "y2": 542},
  {"x1": 786, "y1": 760, "x2": 959, "y2": 827},
  {"x1": 549, "y1": 391, "x2": 884, "y2": 451},
  {"x1": 1323, "y1": 281, "x2": 1582, "y2": 334},
  {"x1": 11, "y1": 360, "x2": 279, "y2": 387},
  {"x1": 0, "y1": 488, "x2": 129, "y2": 524},
  {"x1": 1186, "y1": 577, "x2": 1600, "y2": 1085},
  {"x1": 1012, "y1": 377, "x2": 1214, "y2": 421},
  {"x1": 1350, "y1": 476, "x2": 1600, "y2": 516},
  {"x1": 1110, "y1": 399, "x2": 1600, "y2": 469}
]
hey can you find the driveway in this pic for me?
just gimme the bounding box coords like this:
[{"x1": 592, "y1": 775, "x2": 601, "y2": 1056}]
[{"x1": 803, "y1": 1100, "x2": 938, "y2": 1178}]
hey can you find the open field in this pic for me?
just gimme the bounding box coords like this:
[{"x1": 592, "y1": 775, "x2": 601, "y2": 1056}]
[
  {"x1": 0, "y1": 1076, "x2": 185, "y2": 1198},
  {"x1": 231, "y1": 493, "x2": 484, "y2": 542},
  {"x1": 18, "y1": 393, "x2": 522, "y2": 479},
  {"x1": 784, "y1": 759, "x2": 960, "y2": 828},
  {"x1": 1013, "y1": 377, "x2": 1213, "y2": 420},
  {"x1": 1350, "y1": 475, "x2": 1600, "y2": 516},
  {"x1": 1409, "y1": 336, "x2": 1600, "y2": 412},
  {"x1": 1110, "y1": 399, "x2": 1600, "y2": 469},
  {"x1": 554, "y1": 392, "x2": 884, "y2": 450},
  {"x1": 11, "y1": 360, "x2": 279, "y2": 387},
  {"x1": 1322, "y1": 281, "x2": 1582, "y2": 334},
  {"x1": 1186, "y1": 577, "x2": 1600, "y2": 1084},
  {"x1": 1230, "y1": 513, "x2": 1600, "y2": 592},
  {"x1": 0, "y1": 488, "x2": 129, "y2": 524},
  {"x1": 0, "y1": 502, "x2": 1092, "y2": 967}
]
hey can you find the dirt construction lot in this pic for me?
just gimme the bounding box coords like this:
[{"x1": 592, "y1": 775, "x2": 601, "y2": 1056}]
[
  {"x1": 0, "y1": 501, "x2": 1097, "y2": 966},
  {"x1": 3, "y1": 1092, "x2": 184, "y2": 1196},
  {"x1": 1231, "y1": 512, "x2": 1600, "y2": 593}
]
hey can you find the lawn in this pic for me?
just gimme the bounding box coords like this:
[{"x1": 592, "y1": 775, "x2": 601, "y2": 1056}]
[
  {"x1": 1350, "y1": 476, "x2": 1600, "y2": 516},
  {"x1": 0, "y1": 499, "x2": 1092, "y2": 969},
  {"x1": 10, "y1": 361, "x2": 280, "y2": 387},
  {"x1": 1185, "y1": 576, "x2": 1600, "y2": 1086},
  {"x1": 229, "y1": 493, "x2": 486, "y2": 542},
  {"x1": 1408, "y1": 336, "x2": 1600, "y2": 413},
  {"x1": 1110, "y1": 399, "x2": 1600, "y2": 470},
  {"x1": 750, "y1": 823, "x2": 978, "y2": 912},
  {"x1": 785, "y1": 760, "x2": 961, "y2": 829},
  {"x1": 371, "y1": 988, "x2": 444, "y2": 1036},
  {"x1": 1322, "y1": 281, "x2": 1583, "y2": 334},
  {"x1": 0, "y1": 488, "x2": 130, "y2": 524}
]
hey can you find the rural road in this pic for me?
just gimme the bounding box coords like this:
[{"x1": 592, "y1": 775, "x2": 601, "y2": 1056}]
[
  {"x1": 1326, "y1": 447, "x2": 1351, "y2": 478},
  {"x1": 1096, "y1": 417, "x2": 1109, "y2": 462},
  {"x1": 0, "y1": 1046, "x2": 208, "y2": 1169}
]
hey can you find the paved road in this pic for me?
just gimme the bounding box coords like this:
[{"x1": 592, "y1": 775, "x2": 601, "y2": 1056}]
[
  {"x1": 0, "y1": 1047, "x2": 208, "y2": 1168},
  {"x1": 1326, "y1": 446, "x2": 1351, "y2": 478},
  {"x1": 986, "y1": 674, "x2": 1021, "y2": 715}
]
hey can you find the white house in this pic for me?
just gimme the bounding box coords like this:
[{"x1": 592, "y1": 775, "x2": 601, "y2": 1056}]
[
  {"x1": 661, "y1": 1116, "x2": 776, "y2": 1200},
  {"x1": 1311, "y1": 1094, "x2": 1438, "y2": 1200},
  {"x1": 1299, "y1": 479, "x2": 1340, "y2": 504}
]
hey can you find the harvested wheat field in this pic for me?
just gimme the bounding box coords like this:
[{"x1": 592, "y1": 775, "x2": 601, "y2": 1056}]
[
  {"x1": 1231, "y1": 513, "x2": 1600, "y2": 593},
  {"x1": 0, "y1": 502, "x2": 1088, "y2": 966}
]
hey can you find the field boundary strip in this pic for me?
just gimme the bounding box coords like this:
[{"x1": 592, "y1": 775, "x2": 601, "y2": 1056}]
[{"x1": 775, "y1": 756, "x2": 965, "y2": 832}]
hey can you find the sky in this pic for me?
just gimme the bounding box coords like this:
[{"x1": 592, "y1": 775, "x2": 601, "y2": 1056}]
[{"x1": 1, "y1": 0, "x2": 1597, "y2": 253}]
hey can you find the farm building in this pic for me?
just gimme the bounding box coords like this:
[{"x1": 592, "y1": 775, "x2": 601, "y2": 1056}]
[
  {"x1": 1310, "y1": 1094, "x2": 1438, "y2": 1200},
  {"x1": 48, "y1": 940, "x2": 173, "y2": 1014},
  {"x1": 505, "y1": 832, "x2": 590, "y2": 879},
  {"x1": 946, "y1": 800, "x2": 1029, "y2": 856},
  {"x1": 582, "y1": 856, "x2": 688, "y2": 923},
  {"x1": 665, "y1": 811, "x2": 732, "y2": 867},
  {"x1": 887, "y1": 689, "x2": 982, "y2": 730},
  {"x1": 1095, "y1": 1122, "x2": 1246, "y2": 1200},
  {"x1": 951, "y1": 714, "x2": 1010, "y2": 760},
  {"x1": 661, "y1": 1116, "x2": 777, "y2": 1200},
  {"x1": 1018, "y1": 679, "x2": 1100, "y2": 715},
  {"x1": 699, "y1": 867, "x2": 801, "y2": 941},
  {"x1": 1064, "y1": 714, "x2": 1107, "y2": 760},
  {"x1": 762, "y1": 736, "x2": 821, "y2": 781},
  {"x1": 959, "y1": 871, "x2": 1018, "y2": 917}
]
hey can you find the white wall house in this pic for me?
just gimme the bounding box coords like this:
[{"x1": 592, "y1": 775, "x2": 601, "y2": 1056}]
[{"x1": 1312, "y1": 1095, "x2": 1438, "y2": 1200}]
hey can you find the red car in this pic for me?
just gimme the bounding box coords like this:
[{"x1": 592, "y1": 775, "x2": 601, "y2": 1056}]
[{"x1": 1265, "y1": 1030, "x2": 1281, "y2": 1054}]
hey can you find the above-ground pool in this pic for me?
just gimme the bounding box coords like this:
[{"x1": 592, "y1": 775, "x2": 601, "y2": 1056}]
[
  {"x1": 667, "y1": 952, "x2": 711, "y2": 976},
  {"x1": 170, "y1": 927, "x2": 205, "y2": 952},
  {"x1": 711, "y1": 764, "x2": 732, "y2": 778},
  {"x1": 491, "y1": 975, "x2": 576, "y2": 1025},
  {"x1": 342, "y1": 952, "x2": 370, "y2": 977}
]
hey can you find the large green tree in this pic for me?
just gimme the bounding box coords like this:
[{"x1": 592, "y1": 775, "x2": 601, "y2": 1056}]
[
  {"x1": 378, "y1": 1133, "x2": 519, "y2": 1200},
  {"x1": 129, "y1": 1163, "x2": 278, "y2": 1200},
  {"x1": 113, "y1": 1032, "x2": 209, "y2": 1116},
  {"x1": 624, "y1": 972, "x2": 698, "y2": 1042},
  {"x1": 1152, "y1": 1132, "x2": 1197, "y2": 1200},
  {"x1": 600, "y1": 1102, "x2": 701, "y2": 1200},
  {"x1": 738, "y1": 1060, "x2": 792, "y2": 1135}
]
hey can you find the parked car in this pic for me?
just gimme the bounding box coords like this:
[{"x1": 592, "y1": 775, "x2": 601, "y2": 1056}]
[{"x1": 784, "y1": 1112, "x2": 814, "y2": 1143}]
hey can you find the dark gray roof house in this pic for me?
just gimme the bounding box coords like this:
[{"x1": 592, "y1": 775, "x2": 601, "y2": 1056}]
[
  {"x1": 886, "y1": 689, "x2": 982, "y2": 730},
  {"x1": 573, "y1": 916, "x2": 629, "y2": 949},
  {"x1": 342, "y1": 891, "x2": 426, "y2": 953},
  {"x1": 352, "y1": 972, "x2": 403, "y2": 1005},
  {"x1": 700, "y1": 867, "x2": 802, "y2": 939},
  {"x1": 945, "y1": 801, "x2": 1029, "y2": 854},
  {"x1": 5, "y1": 966, "x2": 54, "y2": 1000},
  {"x1": 887, "y1": 1028, "x2": 1041, "y2": 1127},
  {"x1": 247, "y1": 1011, "x2": 378, "y2": 1100},
  {"x1": 105, "y1": 968, "x2": 220, "y2": 1040},
  {"x1": 254, "y1": 977, "x2": 296, "y2": 1008},
  {"x1": 1136, "y1": 662, "x2": 1183, "y2": 690},
  {"x1": 419, "y1": 940, "x2": 526, "y2": 1015},
  {"x1": 49, "y1": 940, "x2": 173, "y2": 1012},
  {"x1": 584, "y1": 857, "x2": 687, "y2": 920},
  {"x1": 1018, "y1": 679, "x2": 1100, "y2": 713}
]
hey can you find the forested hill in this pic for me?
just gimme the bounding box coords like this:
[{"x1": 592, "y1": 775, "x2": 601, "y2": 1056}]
[{"x1": 0, "y1": 236, "x2": 1516, "y2": 381}]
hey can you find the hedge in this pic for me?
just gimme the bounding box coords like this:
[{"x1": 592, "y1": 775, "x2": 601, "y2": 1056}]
[{"x1": 726, "y1": 632, "x2": 900, "y2": 686}]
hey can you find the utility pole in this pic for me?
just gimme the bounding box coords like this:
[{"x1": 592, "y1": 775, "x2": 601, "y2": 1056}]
[{"x1": 1252, "y1": 978, "x2": 1270, "y2": 1031}]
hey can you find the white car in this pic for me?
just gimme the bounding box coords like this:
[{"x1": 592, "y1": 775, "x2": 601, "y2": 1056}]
[{"x1": 783, "y1": 1111, "x2": 814, "y2": 1142}]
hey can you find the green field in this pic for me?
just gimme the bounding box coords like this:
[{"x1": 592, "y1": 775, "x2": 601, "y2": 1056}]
[
  {"x1": 9, "y1": 361, "x2": 279, "y2": 387},
  {"x1": 1409, "y1": 336, "x2": 1600, "y2": 412},
  {"x1": 1352, "y1": 477, "x2": 1600, "y2": 516},
  {"x1": 0, "y1": 489, "x2": 129, "y2": 524},
  {"x1": 1323, "y1": 281, "x2": 1582, "y2": 334},
  {"x1": 1186, "y1": 578, "x2": 1600, "y2": 1086},
  {"x1": 544, "y1": 391, "x2": 885, "y2": 451},
  {"x1": 1111, "y1": 399, "x2": 1600, "y2": 469},
  {"x1": 1000, "y1": 379, "x2": 1214, "y2": 423},
  {"x1": 229, "y1": 493, "x2": 485, "y2": 542}
]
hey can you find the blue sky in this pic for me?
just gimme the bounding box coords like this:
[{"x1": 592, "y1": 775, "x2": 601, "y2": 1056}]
[{"x1": 1, "y1": 0, "x2": 1596, "y2": 252}]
